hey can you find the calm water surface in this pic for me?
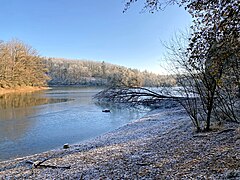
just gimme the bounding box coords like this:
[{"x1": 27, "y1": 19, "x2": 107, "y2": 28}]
[{"x1": 0, "y1": 87, "x2": 146, "y2": 161}]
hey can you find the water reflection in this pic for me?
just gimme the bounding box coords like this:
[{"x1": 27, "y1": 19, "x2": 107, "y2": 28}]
[
  {"x1": 0, "y1": 92, "x2": 72, "y2": 141},
  {"x1": 0, "y1": 92, "x2": 70, "y2": 109},
  {"x1": 0, "y1": 87, "x2": 146, "y2": 161},
  {"x1": 0, "y1": 108, "x2": 37, "y2": 140}
]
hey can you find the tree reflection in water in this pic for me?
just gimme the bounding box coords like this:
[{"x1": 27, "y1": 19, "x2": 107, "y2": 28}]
[
  {"x1": 0, "y1": 87, "x2": 144, "y2": 161},
  {"x1": 0, "y1": 92, "x2": 70, "y2": 141}
]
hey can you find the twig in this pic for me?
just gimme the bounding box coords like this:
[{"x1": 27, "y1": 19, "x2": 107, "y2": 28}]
[
  {"x1": 26, "y1": 160, "x2": 71, "y2": 169},
  {"x1": 136, "y1": 162, "x2": 150, "y2": 166},
  {"x1": 217, "y1": 128, "x2": 235, "y2": 134},
  {"x1": 193, "y1": 134, "x2": 208, "y2": 138}
]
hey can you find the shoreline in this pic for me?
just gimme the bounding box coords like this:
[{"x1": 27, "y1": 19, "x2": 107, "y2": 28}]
[
  {"x1": 0, "y1": 106, "x2": 239, "y2": 179},
  {"x1": 0, "y1": 86, "x2": 50, "y2": 95}
]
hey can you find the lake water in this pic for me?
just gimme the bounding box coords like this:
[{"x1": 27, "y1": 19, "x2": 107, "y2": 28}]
[{"x1": 0, "y1": 87, "x2": 146, "y2": 161}]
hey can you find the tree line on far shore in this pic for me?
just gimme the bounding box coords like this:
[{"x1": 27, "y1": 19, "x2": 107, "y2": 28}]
[
  {"x1": 45, "y1": 58, "x2": 176, "y2": 87},
  {"x1": 0, "y1": 39, "x2": 176, "y2": 89}
]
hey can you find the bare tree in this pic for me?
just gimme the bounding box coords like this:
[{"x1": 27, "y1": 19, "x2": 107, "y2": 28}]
[
  {"x1": 120, "y1": 0, "x2": 240, "y2": 131},
  {"x1": 0, "y1": 39, "x2": 49, "y2": 88},
  {"x1": 95, "y1": 29, "x2": 239, "y2": 132}
]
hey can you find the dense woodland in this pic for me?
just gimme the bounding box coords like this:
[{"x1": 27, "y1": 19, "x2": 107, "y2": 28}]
[
  {"x1": 0, "y1": 39, "x2": 176, "y2": 89},
  {"x1": 0, "y1": 40, "x2": 49, "y2": 88},
  {"x1": 45, "y1": 58, "x2": 176, "y2": 87}
]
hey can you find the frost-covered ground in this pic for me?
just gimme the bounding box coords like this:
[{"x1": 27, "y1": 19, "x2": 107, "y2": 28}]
[{"x1": 0, "y1": 104, "x2": 239, "y2": 179}]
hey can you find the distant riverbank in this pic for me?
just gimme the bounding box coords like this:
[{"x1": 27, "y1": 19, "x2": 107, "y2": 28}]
[
  {"x1": 0, "y1": 86, "x2": 50, "y2": 95},
  {"x1": 0, "y1": 105, "x2": 239, "y2": 179}
]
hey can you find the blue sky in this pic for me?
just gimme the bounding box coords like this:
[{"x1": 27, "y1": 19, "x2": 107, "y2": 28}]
[{"x1": 0, "y1": 0, "x2": 192, "y2": 74}]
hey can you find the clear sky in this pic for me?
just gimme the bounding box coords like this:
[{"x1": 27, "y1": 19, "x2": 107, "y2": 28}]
[{"x1": 0, "y1": 0, "x2": 191, "y2": 74}]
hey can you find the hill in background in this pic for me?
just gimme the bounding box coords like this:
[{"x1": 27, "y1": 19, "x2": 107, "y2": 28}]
[{"x1": 45, "y1": 58, "x2": 176, "y2": 87}]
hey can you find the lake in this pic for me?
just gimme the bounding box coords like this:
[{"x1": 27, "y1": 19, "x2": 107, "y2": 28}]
[{"x1": 0, "y1": 87, "x2": 146, "y2": 161}]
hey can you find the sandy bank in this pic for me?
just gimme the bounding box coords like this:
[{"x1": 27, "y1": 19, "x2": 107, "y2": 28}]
[
  {"x1": 0, "y1": 86, "x2": 50, "y2": 95},
  {"x1": 0, "y1": 106, "x2": 239, "y2": 179}
]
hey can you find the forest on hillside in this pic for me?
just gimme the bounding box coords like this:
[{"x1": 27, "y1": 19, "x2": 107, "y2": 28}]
[
  {"x1": 0, "y1": 40, "x2": 49, "y2": 88},
  {"x1": 45, "y1": 58, "x2": 176, "y2": 87},
  {"x1": 0, "y1": 39, "x2": 176, "y2": 89}
]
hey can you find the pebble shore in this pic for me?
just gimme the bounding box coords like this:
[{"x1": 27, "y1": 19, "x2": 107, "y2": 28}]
[{"x1": 0, "y1": 105, "x2": 239, "y2": 179}]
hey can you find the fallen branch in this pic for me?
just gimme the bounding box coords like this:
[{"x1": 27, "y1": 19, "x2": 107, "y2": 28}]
[
  {"x1": 193, "y1": 134, "x2": 209, "y2": 138},
  {"x1": 26, "y1": 160, "x2": 71, "y2": 169},
  {"x1": 217, "y1": 128, "x2": 236, "y2": 135},
  {"x1": 94, "y1": 86, "x2": 181, "y2": 106},
  {"x1": 136, "y1": 162, "x2": 150, "y2": 166}
]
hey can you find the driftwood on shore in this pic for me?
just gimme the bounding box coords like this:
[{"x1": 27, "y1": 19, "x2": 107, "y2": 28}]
[{"x1": 25, "y1": 158, "x2": 71, "y2": 169}]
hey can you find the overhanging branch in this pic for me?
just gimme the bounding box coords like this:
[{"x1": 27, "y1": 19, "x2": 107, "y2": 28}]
[{"x1": 94, "y1": 86, "x2": 181, "y2": 106}]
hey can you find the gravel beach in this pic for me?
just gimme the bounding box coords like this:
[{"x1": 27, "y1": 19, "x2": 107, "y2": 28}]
[{"x1": 0, "y1": 105, "x2": 239, "y2": 179}]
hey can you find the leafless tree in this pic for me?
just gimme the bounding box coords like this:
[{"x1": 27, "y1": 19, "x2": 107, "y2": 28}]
[
  {"x1": 0, "y1": 39, "x2": 49, "y2": 88},
  {"x1": 121, "y1": 0, "x2": 240, "y2": 131}
]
